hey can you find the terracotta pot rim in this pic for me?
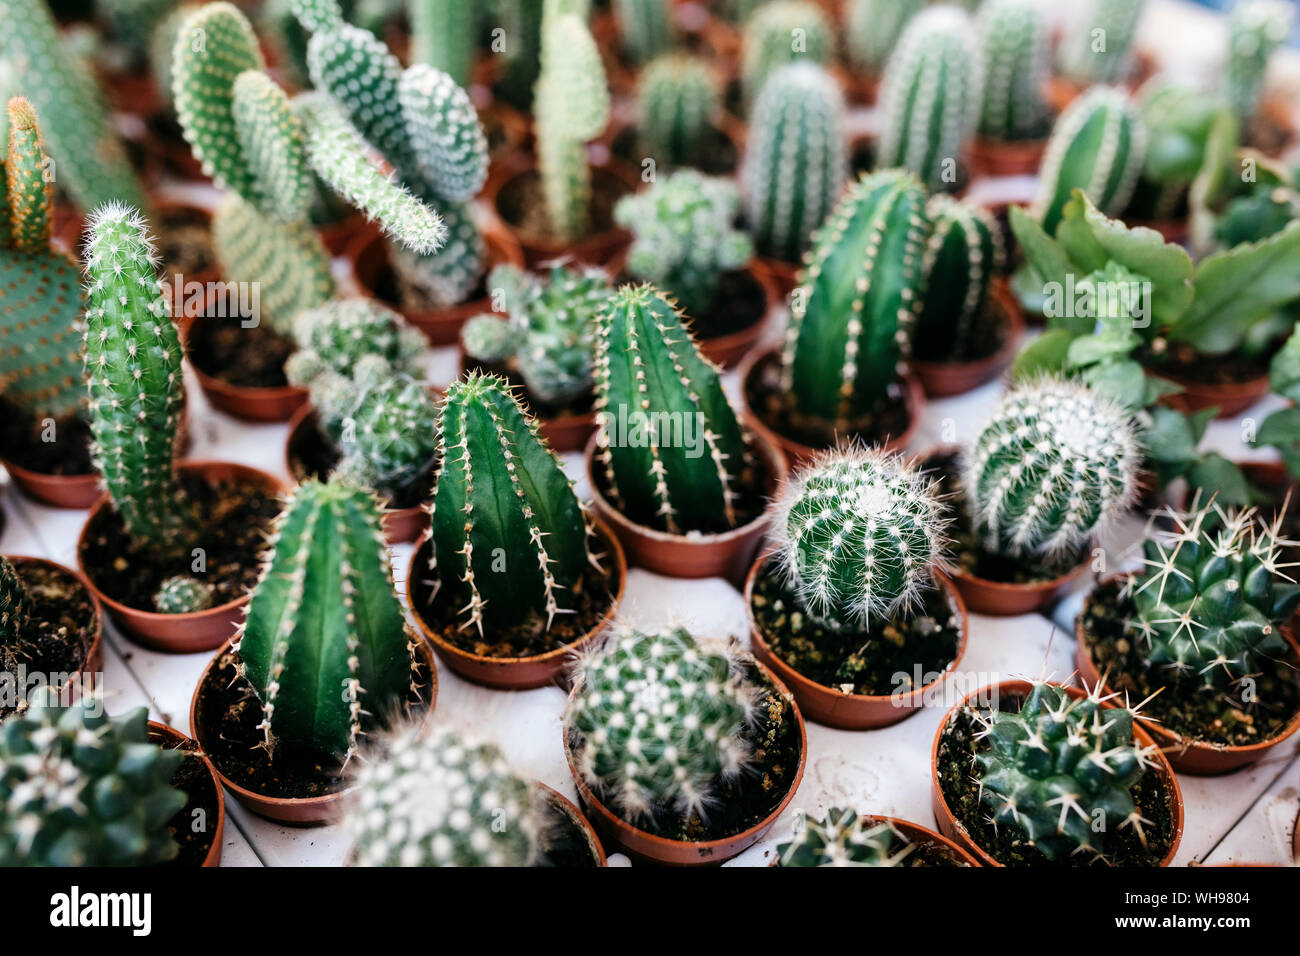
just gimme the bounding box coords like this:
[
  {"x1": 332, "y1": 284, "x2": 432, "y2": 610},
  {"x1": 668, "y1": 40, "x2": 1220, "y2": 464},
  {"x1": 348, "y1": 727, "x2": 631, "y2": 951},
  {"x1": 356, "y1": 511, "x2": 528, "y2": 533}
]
[
  {"x1": 860, "y1": 814, "x2": 982, "y2": 867},
  {"x1": 4, "y1": 554, "x2": 103, "y2": 691},
  {"x1": 148, "y1": 721, "x2": 225, "y2": 868},
  {"x1": 537, "y1": 782, "x2": 608, "y2": 867},
  {"x1": 0, "y1": 454, "x2": 99, "y2": 489},
  {"x1": 950, "y1": 546, "x2": 1092, "y2": 597},
  {"x1": 1152, "y1": 367, "x2": 1271, "y2": 400},
  {"x1": 484, "y1": 154, "x2": 637, "y2": 254},
  {"x1": 910, "y1": 281, "x2": 1026, "y2": 382}
]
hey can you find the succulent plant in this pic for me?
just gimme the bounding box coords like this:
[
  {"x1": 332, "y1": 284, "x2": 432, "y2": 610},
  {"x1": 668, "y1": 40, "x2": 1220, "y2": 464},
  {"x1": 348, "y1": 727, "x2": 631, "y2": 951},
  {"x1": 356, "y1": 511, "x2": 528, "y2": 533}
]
[
  {"x1": 964, "y1": 377, "x2": 1140, "y2": 560},
  {"x1": 1057, "y1": 0, "x2": 1148, "y2": 86},
  {"x1": 153, "y1": 574, "x2": 216, "y2": 615},
  {"x1": 846, "y1": 0, "x2": 921, "y2": 76},
  {"x1": 1222, "y1": 0, "x2": 1293, "y2": 125},
  {"x1": 613, "y1": 0, "x2": 675, "y2": 65},
  {"x1": 1127, "y1": 76, "x2": 1225, "y2": 221},
  {"x1": 974, "y1": 679, "x2": 1157, "y2": 861},
  {"x1": 0, "y1": 557, "x2": 30, "y2": 652},
  {"x1": 0, "y1": 694, "x2": 185, "y2": 866},
  {"x1": 975, "y1": 0, "x2": 1050, "y2": 142},
  {"x1": 914, "y1": 195, "x2": 1003, "y2": 361},
  {"x1": 460, "y1": 313, "x2": 515, "y2": 365},
  {"x1": 613, "y1": 170, "x2": 753, "y2": 317},
  {"x1": 741, "y1": 63, "x2": 846, "y2": 263},
  {"x1": 286, "y1": 297, "x2": 425, "y2": 382},
  {"x1": 334, "y1": 373, "x2": 441, "y2": 495},
  {"x1": 637, "y1": 54, "x2": 719, "y2": 168},
  {"x1": 593, "y1": 284, "x2": 754, "y2": 535},
  {"x1": 565, "y1": 625, "x2": 760, "y2": 820},
  {"x1": 876, "y1": 5, "x2": 983, "y2": 193},
  {"x1": 777, "y1": 809, "x2": 916, "y2": 866},
  {"x1": 739, "y1": 0, "x2": 832, "y2": 103},
  {"x1": 409, "y1": 0, "x2": 474, "y2": 88},
  {"x1": 235, "y1": 477, "x2": 417, "y2": 758}
]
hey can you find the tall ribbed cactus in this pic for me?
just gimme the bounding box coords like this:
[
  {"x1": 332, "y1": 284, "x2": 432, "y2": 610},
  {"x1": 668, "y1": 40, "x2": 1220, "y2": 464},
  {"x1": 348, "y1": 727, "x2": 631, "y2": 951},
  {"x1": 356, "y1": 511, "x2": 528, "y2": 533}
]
[
  {"x1": 82, "y1": 204, "x2": 196, "y2": 557},
  {"x1": 429, "y1": 372, "x2": 594, "y2": 634},
  {"x1": 780, "y1": 170, "x2": 929, "y2": 430},
  {"x1": 593, "y1": 285, "x2": 754, "y2": 535},
  {"x1": 235, "y1": 478, "x2": 417, "y2": 758},
  {"x1": 0, "y1": 557, "x2": 30, "y2": 651},
  {"x1": 963, "y1": 377, "x2": 1140, "y2": 559},
  {"x1": 778, "y1": 810, "x2": 917, "y2": 867},
  {"x1": 975, "y1": 0, "x2": 1050, "y2": 141},
  {"x1": 877, "y1": 5, "x2": 983, "y2": 192},
  {"x1": 614, "y1": 0, "x2": 674, "y2": 65},
  {"x1": 1222, "y1": 0, "x2": 1294, "y2": 125},
  {"x1": 774, "y1": 447, "x2": 947, "y2": 629},
  {"x1": 637, "y1": 54, "x2": 719, "y2": 168},
  {"x1": 740, "y1": 0, "x2": 832, "y2": 103},
  {"x1": 1058, "y1": 0, "x2": 1147, "y2": 85},
  {"x1": 914, "y1": 195, "x2": 1003, "y2": 360},
  {"x1": 846, "y1": 0, "x2": 921, "y2": 76},
  {"x1": 1033, "y1": 85, "x2": 1146, "y2": 235},
  {"x1": 409, "y1": 0, "x2": 474, "y2": 88},
  {"x1": 741, "y1": 63, "x2": 846, "y2": 263}
]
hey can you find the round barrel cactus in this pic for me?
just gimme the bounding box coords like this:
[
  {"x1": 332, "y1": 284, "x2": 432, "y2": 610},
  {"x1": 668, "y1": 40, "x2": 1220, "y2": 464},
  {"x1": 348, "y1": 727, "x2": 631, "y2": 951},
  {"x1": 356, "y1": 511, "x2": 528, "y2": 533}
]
[{"x1": 778, "y1": 809, "x2": 916, "y2": 867}]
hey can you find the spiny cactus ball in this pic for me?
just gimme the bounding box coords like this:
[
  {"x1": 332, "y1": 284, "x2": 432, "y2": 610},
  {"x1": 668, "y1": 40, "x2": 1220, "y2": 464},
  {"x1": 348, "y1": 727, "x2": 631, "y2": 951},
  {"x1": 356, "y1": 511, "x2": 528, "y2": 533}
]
[
  {"x1": 777, "y1": 809, "x2": 916, "y2": 866},
  {"x1": 153, "y1": 575, "x2": 217, "y2": 614},
  {"x1": 289, "y1": 297, "x2": 425, "y2": 381},
  {"x1": 336, "y1": 374, "x2": 440, "y2": 493},
  {"x1": 459, "y1": 313, "x2": 514, "y2": 365}
]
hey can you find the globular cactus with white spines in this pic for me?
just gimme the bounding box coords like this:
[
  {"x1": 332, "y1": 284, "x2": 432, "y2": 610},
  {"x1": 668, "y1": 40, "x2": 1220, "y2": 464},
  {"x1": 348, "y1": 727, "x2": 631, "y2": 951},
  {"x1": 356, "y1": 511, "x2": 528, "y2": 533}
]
[
  {"x1": 914, "y1": 195, "x2": 1004, "y2": 360},
  {"x1": 741, "y1": 63, "x2": 846, "y2": 263},
  {"x1": 593, "y1": 285, "x2": 754, "y2": 535},
  {"x1": 779, "y1": 169, "x2": 930, "y2": 432},
  {"x1": 739, "y1": 0, "x2": 833, "y2": 103},
  {"x1": 974, "y1": 679, "x2": 1158, "y2": 862},
  {"x1": 846, "y1": 0, "x2": 922, "y2": 76},
  {"x1": 1058, "y1": 0, "x2": 1148, "y2": 86},
  {"x1": 0, "y1": 557, "x2": 30, "y2": 652},
  {"x1": 82, "y1": 204, "x2": 197, "y2": 560},
  {"x1": 428, "y1": 372, "x2": 596, "y2": 635},
  {"x1": 876, "y1": 5, "x2": 983, "y2": 193},
  {"x1": 1126, "y1": 498, "x2": 1300, "y2": 689},
  {"x1": 565, "y1": 626, "x2": 761, "y2": 820},
  {"x1": 285, "y1": 297, "x2": 425, "y2": 383},
  {"x1": 613, "y1": 0, "x2": 675, "y2": 65},
  {"x1": 334, "y1": 374, "x2": 441, "y2": 496},
  {"x1": 346, "y1": 724, "x2": 540, "y2": 867},
  {"x1": 409, "y1": 0, "x2": 474, "y2": 89},
  {"x1": 459, "y1": 313, "x2": 515, "y2": 365},
  {"x1": 1222, "y1": 0, "x2": 1294, "y2": 125},
  {"x1": 0, "y1": 694, "x2": 186, "y2": 866},
  {"x1": 975, "y1": 0, "x2": 1051, "y2": 142},
  {"x1": 1033, "y1": 85, "x2": 1147, "y2": 236},
  {"x1": 963, "y1": 377, "x2": 1141, "y2": 560},
  {"x1": 152, "y1": 574, "x2": 216, "y2": 614},
  {"x1": 235, "y1": 477, "x2": 418, "y2": 759},
  {"x1": 777, "y1": 809, "x2": 917, "y2": 866},
  {"x1": 774, "y1": 447, "x2": 948, "y2": 630},
  {"x1": 637, "y1": 54, "x2": 720, "y2": 168},
  {"x1": 613, "y1": 170, "x2": 753, "y2": 317}
]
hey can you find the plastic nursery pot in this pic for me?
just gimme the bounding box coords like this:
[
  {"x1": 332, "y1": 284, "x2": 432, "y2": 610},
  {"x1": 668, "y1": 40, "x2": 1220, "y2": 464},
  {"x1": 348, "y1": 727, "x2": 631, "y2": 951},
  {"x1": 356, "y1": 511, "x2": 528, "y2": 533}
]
[
  {"x1": 583, "y1": 427, "x2": 789, "y2": 585},
  {"x1": 348, "y1": 217, "x2": 525, "y2": 345},
  {"x1": 750, "y1": 256, "x2": 800, "y2": 300},
  {"x1": 561, "y1": 659, "x2": 808, "y2": 866},
  {"x1": 1154, "y1": 367, "x2": 1271, "y2": 420},
  {"x1": 912, "y1": 281, "x2": 1026, "y2": 398},
  {"x1": 148, "y1": 722, "x2": 225, "y2": 868},
  {"x1": 405, "y1": 519, "x2": 626, "y2": 690},
  {"x1": 4, "y1": 555, "x2": 103, "y2": 700},
  {"x1": 189, "y1": 638, "x2": 438, "y2": 826},
  {"x1": 185, "y1": 312, "x2": 309, "y2": 423},
  {"x1": 859, "y1": 815, "x2": 982, "y2": 867},
  {"x1": 930, "y1": 679, "x2": 1184, "y2": 868},
  {"x1": 949, "y1": 547, "x2": 1091, "y2": 617},
  {"x1": 538, "y1": 784, "x2": 608, "y2": 867},
  {"x1": 968, "y1": 136, "x2": 1048, "y2": 178},
  {"x1": 76, "y1": 461, "x2": 288, "y2": 653},
  {"x1": 0, "y1": 455, "x2": 101, "y2": 509},
  {"x1": 1075, "y1": 573, "x2": 1300, "y2": 776},
  {"x1": 744, "y1": 554, "x2": 969, "y2": 730}
]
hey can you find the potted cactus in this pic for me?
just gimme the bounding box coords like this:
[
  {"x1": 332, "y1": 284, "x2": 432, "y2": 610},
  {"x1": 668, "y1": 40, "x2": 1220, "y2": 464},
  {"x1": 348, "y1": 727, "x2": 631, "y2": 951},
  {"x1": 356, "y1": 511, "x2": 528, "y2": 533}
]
[
  {"x1": 735, "y1": 0, "x2": 832, "y2": 111},
  {"x1": 1221, "y1": 0, "x2": 1296, "y2": 155},
  {"x1": 843, "y1": 0, "x2": 922, "y2": 104},
  {"x1": 190, "y1": 477, "x2": 437, "y2": 825},
  {"x1": 561, "y1": 625, "x2": 806, "y2": 865},
  {"x1": 75, "y1": 204, "x2": 286, "y2": 651},
  {"x1": 1051, "y1": 0, "x2": 1151, "y2": 111},
  {"x1": 406, "y1": 372, "x2": 626, "y2": 689},
  {"x1": 344, "y1": 724, "x2": 605, "y2": 867},
  {"x1": 586, "y1": 284, "x2": 788, "y2": 581},
  {"x1": 1, "y1": 554, "x2": 102, "y2": 706},
  {"x1": 777, "y1": 809, "x2": 977, "y2": 866},
  {"x1": 932, "y1": 677, "x2": 1183, "y2": 867},
  {"x1": 745, "y1": 446, "x2": 967, "y2": 729},
  {"x1": 740, "y1": 169, "x2": 928, "y2": 466},
  {"x1": 969, "y1": 0, "x2": 1053, "y2": 177},
  {"x1": 1076, "y1": 496, "x2": 1300, "y2": 774}
]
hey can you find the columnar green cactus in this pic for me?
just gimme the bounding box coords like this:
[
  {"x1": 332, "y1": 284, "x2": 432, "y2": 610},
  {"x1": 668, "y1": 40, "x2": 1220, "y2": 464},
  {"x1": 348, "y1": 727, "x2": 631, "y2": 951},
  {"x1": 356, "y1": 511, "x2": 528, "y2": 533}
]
[
  {"x1": 778, "y1": 810, "x2": 916, "y2": 866},
  {"x1": 429, "y1": 372, "x2": 595, "y2": 634},
  {"x1": 82, "y1": 204, "x2": 197, "y2": 557},
  {"x1": 1126, "y1": 498, "x2": 1300, "y2": 689},
  {"x1": 1222, "y1": 0, "x2": 1294, "y2": 125},
  {"x1": 779, "y1": 169, "x2": 929, "y2": 430},
  {"x1": 773, "y1": 447, "x2": 947, "y2": 629},
  {"x1": 153, "y1": 574, "x2": 216, "y2": 614},
  {"x1": 846, "y1": 0, "x2": 922, "y2": 76},
  {"x1": 593, "y1": 285, "x2": 754, "y2": 535},
  {"x1": 409, "y1": 0, "x2": 474, "y2": 89},
  {"x1": 1130, "y1": 77, "x2": 1224, "y2": 221},
  {"x1": 493, "y1": 0, "x2": 544, "y2": 110},
  {"x1": 914, "y1": 195, "x2": 1003, "y2": 360},
  {"x1": 740, "y1": 0, "x2": 832, "y2": 103},
  {"x1": 565, "y1": 626, "x2": 760, "y2": 819},
  {"x1": 614, "y1": 0, "x2": 674, "y2": 65},
  {"x1": 335, "y1": 374, "x2": 441, "y2": 495},
  {"x1": 975, "y1": 679, "x2": 1157, "y2": 861},
  {"x1": 286, "y1": 297, "x2": 425, "y2": 382},
  {"x1": 637, "y1": 54, "x2": 719, "y2": 168},
  {"x1": 0, "y1": 694, "x2": 185, "y2": 866},
  {"x1": 741, "y1": 63, "x2": 846, "y2": 263},
  {"x1": 235, "y1": 477, "x2": 417, "y2": 758},
  {"x1": 963, "y1": 377, "x2": 1140, "y2": 559},
  {"x1": 877, "y1": 5, "x2": 983, "y2": 193},
  {"x1": 975, "y1": 0, "x2": 1050, "y2": 142},
  {"x1": 613, "y1": 171, "x2": 753, "y2": 317},
  {"x1": 0, "y1": 557, "x2": 30, "y2": 651},
  {"x1": 1033, "y1": 85, "x2": 1146, "y2": 235},
  {"x1": 1058, "y1": 0, "x2": 1148, "y2": 86}
]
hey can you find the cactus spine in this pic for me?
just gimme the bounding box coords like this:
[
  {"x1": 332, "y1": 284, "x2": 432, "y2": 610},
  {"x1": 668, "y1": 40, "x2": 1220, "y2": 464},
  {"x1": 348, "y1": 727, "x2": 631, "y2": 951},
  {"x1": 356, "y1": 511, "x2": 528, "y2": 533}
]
[
  {"x1": 0, "y1": 557, "x2": 30, "y2": 650},
  {"x1": 914, "y1": 195, "x2": 1003, "y2": 360},
  {"x1": 614, "y1": 0, "x2": 674, "y2": 65},
  {"x1": 153, "y1": 574, "x2": 216, "y2": 614},
  {"x1": 740, "y1": 0, "x2": 833, "y2": 103},
  {"x1": 409, "y1": 0, "x2": 474, "y2": 89},
  {"x1": 1058, "y1": 0, "x2": 1147, "y2": 85},
  {"x1": 778, "y1": 810, "x2": 917, "y2": 866},
  {"x1": 1222, "y1": 0, "x2": 1294, "y2": 125},
  {"x1": 637, "y1": 54, "x2": 719, "y2": 168},
  {"x1": 846, "y1": 0, "x2": 921, "y2": 76},
  {"x1": 975, "y1": 0, "x2": 1050, "y2": 141}
]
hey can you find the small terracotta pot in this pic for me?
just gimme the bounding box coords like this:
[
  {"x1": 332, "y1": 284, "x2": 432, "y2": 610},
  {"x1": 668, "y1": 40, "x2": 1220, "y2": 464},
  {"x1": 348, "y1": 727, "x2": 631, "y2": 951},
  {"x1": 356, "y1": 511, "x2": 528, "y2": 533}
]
[
  {"x1": 738, "y1": 344, "x2": 926, "y2": 470},
  {"x1": 77, "y1": 461, "x2": 287, "y2": 653},
  {"x1": 189, "y1": 638, "x2": 438, "y2": 826},
  {"x1": 0, "y1": 456, "x2": 100, "y2": 509},
  {"x1": 148, "y1": 722, "x2": 225, "y2": 868},
  {"x1": 950, "y1": 548, "x2": 1091, "y2": 617},
  {"x1": 1046, "y1": 48, "x2": 1157, "y2": 114},
  {"x1": 745, "y1": 555, "x2": 969, "y2": 729},
  {"x1": 583, "y1": 428, "x2": 789, "y2": 585},
  {"x1": 317, "y1": 212, "x2": 377, "y2": 257},
  {"x1": 1076, "y1": 573, "x2": 1300, "y2": 775},
  {"x1": 4, "y1": 555, "x2": 103, "y2": 700},
  {"x1": 561, "y1": 659, "x2": 807, "y2": 866},
  {"x1": 348, "y1": 217, "x2": 525, "y2": 345},
  {"x1": 969, "y1": 136, "x2": 1048, "y2": 178},
  {"x1": 1155, "y1": 367, "x2": 1271, "y2": 420},
  {"x1": 930, "y1": 679, "x2": 1184, "y2": 867},
  {"x1": 912, "y1": 281, "x2": 1025, "y2": 398},
  {"x1": 751, "y1": 256, "x2": 800, "y2": 300},
  {"x1": 538, "y1": 784, "x2": 608, "y2": 867},
  {"x1": 406, "y1": 520, "x2": 625, "y2": 690},
  {"x1": 185, "y1": 311, "x2": 308, "y2": 422},
  {"x1": 858, "y1": 815, "x2": 981, "y2": 867}
]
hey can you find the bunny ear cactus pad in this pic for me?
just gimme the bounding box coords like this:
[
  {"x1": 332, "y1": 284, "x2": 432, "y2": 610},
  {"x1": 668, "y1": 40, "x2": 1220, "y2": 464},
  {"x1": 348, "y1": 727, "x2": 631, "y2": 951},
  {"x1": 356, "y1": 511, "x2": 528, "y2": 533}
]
[
  {"x1": 230, "y1": 70, "x2": 314, "y2": 222},
  {"x1": 398, "y1": 65, "x2": 489, "y2": 204},
  {"x1": 915, "y1": 195, "x2": 1004, "y2": 359},
  {"x1": 778, "y1": 809, "x2": 916, "y2": 866}
]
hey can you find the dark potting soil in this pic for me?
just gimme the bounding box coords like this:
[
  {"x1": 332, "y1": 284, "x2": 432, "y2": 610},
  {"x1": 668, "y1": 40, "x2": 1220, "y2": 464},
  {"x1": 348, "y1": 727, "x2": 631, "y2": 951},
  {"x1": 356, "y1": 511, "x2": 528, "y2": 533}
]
[
  {"x1": 536, "y1": 791, "x2": 603, "y2": 867},
  {"x1": 187, "y1": 314, "x2": 294, "y2": 389},
  {"x1": 156, "y1": 206, "x2": 216, "y2": 284},
  {"x1": 935, "y1": 693, "x2": 1178, "y2": 866},
  {"x1": 575, "y1": 663, "x2": 803, "y2": 843},
  {"x1": 4, "y1": 561, "x2": 96, "y2": 680},
  {"x1": 160, "y1": 745, "x2": 220, "y2": 868},
  {"x1": 748, "y1": 559, "x2": 961, "y2": 696},
  {"x1": 79, "y1": 472, "x2": 279, "y2": 612},
  {"x1": 1078, "y1": 578, "x2": 1300, "y2": 747},
  {"x1": 899, "y1": 837, "x2": 973, "y2": 866},
  {"x1": 194, "y1": 646, "x2": 435, "y2": 801},
  {"x1": 495, "y1": 168, "x2": 628, "y2": 243},
  {"x1": 288, "y1": 411, "x2": 435, "y2": 510},
  {"x1": 913, "y1": 298, "x2": 1008, "y2": 364},
  {"x1": 1140, "y1": 339, "x2": 1276, "y2": 387},
  {"x1": 0, "y1": 403, "x2": 94, "y2": 476},
  {"x1": 610, "y1": 123, "x2": 739, "y2": 177},
  {"x1": 614, "y1": 266, "x2": 766, "y2": 341},
  {"x1": 744, "y1": 350, "x2": 913, "y2": 457}
]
